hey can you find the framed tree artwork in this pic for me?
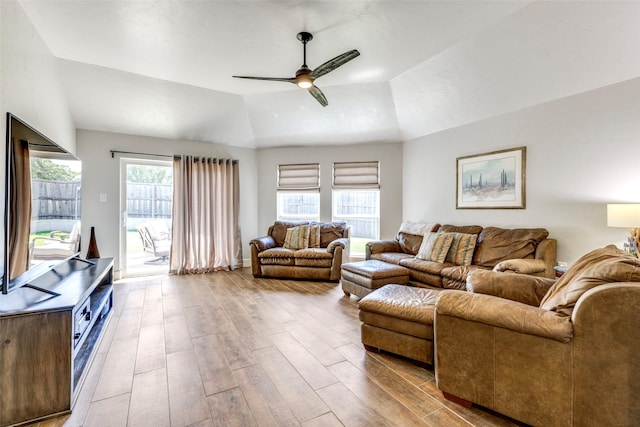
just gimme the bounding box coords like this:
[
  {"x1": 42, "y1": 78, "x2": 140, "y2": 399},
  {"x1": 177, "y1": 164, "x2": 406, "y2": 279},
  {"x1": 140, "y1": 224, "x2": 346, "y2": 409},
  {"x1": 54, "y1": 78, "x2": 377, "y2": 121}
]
[{"x1": 456, "y1": 146, "x2": 526, "y2": 209}]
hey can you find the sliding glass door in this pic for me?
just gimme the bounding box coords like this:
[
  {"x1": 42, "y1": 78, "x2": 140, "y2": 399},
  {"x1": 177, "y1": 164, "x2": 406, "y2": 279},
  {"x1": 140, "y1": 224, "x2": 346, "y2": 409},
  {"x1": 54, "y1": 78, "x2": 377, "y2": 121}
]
[{"x1": 120, "y1": 158, "x2": 173, "y2": 277}]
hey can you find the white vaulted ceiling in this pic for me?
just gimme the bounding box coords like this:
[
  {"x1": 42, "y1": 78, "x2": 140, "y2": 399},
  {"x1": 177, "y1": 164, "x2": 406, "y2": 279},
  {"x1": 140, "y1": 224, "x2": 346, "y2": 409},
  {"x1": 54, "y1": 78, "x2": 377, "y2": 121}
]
[{"x1": 16, "y1": 1, "x2": 640, "y2": 148}]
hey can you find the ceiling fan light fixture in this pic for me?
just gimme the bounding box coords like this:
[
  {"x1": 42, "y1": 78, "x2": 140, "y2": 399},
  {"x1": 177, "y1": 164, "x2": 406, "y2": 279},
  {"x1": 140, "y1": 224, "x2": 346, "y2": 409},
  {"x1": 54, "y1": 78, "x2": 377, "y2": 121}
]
[{"x1": 296, "y1": 75, "x2": 313, "y2": 89}]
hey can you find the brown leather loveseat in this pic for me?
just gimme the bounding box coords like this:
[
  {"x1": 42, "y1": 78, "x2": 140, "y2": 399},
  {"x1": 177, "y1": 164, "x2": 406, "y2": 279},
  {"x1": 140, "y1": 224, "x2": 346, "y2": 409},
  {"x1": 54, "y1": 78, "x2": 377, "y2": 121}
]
[
  {"x1": 250, "y1": 220, "x2": 349, "y2": 281},
  {"x1": 366, "y1": 221, "x2": 557, "y2": 289},
  {"x1": 435, "y1": 245, "x2": 640, "y2": 426}
]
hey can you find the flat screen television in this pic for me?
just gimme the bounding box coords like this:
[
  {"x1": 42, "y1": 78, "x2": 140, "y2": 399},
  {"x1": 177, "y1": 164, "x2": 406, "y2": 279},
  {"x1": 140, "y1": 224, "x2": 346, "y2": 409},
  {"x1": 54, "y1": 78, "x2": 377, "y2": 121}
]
[{"x1": 2, "y1": 113, "x2": 82, "y2": 294}]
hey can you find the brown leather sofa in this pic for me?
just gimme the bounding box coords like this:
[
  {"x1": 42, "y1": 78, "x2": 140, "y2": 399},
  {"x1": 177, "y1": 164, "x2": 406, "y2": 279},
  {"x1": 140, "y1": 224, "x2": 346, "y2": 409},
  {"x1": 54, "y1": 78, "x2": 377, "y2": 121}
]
[
  {"x1": 366, "y1": 221, "x2": 557, "y2": 289},
  {"x1": 250, "y1": 220, "x2": 349, "y2": 281},
  {"x1": 434, "y1": 245, "x2": 640, "y2": 426}
]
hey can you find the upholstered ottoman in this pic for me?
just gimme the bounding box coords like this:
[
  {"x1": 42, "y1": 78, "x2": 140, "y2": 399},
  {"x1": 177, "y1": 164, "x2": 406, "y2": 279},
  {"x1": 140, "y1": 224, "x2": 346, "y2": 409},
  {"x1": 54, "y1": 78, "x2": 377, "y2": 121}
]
[
  {"x1": 358, "y1": 284, "x2": 439, "y2": 366},
  {"x1": 341, "y1": 259, "x2": 410, "y2": 298}
]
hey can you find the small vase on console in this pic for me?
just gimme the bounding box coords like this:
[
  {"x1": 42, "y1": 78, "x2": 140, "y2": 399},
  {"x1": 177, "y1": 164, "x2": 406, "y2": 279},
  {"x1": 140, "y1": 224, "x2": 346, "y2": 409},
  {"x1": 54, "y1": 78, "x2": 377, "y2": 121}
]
[{"x1": 86, "y1": 226, "x2": 101, "y2": 259}]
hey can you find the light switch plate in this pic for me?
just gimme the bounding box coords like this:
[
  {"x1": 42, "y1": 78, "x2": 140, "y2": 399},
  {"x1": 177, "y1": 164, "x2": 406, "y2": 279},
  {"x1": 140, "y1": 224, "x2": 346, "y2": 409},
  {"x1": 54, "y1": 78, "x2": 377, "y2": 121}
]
[{"x1": 99, "y1": 193, "x2": 107, "y2": 202}]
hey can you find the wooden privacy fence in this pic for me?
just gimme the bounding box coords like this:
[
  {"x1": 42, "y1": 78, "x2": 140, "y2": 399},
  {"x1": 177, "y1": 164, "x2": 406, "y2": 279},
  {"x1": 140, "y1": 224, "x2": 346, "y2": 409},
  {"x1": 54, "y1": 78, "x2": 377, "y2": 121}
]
[
  {"x1": 31, "y1": 180, "x2": 82, "y2": 220},
  {"x1": 32, "y1": 181, "x2": 172, "y2": 220},
  {"x1": 126, "y1": 182, "x2": 172, "y2": 219}
]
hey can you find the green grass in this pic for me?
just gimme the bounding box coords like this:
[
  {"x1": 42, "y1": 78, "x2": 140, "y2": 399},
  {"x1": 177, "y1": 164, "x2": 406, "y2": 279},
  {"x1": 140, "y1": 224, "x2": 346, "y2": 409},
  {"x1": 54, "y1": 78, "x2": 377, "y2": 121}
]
[
  {"x1": 350, "y1": 237, "x2": 371, "y2": 256},
  {"x1": 29, "y1": 231, "x2": 66, "y2": 247},
  {"x1": 127, "y1": 230, "x2": 144, "y2": 254}
]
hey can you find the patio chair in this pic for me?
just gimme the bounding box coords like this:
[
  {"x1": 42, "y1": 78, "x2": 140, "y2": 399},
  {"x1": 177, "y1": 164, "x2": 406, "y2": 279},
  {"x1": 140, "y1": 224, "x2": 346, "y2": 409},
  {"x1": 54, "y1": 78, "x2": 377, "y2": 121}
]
[
  {"x1": 29, "y1": 221, "x2": 82, "y2": 262},
  {"x1": 137, "y1": 220, "x2": 171, "y2": 263}
]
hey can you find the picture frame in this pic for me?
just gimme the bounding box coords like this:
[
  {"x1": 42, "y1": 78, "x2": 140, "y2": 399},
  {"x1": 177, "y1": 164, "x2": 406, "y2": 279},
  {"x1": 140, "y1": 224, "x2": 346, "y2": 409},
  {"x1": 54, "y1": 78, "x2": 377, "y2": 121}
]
[{"x1": 456, "y1": 146, "x2": 526, "y2": 209}]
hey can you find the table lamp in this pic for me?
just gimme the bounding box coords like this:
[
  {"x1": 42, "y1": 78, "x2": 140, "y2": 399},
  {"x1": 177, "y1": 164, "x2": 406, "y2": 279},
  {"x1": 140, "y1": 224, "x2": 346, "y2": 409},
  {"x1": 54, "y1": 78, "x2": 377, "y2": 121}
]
[{"x1": 607, "y1": 203, "x2": 640, "y2": 256}]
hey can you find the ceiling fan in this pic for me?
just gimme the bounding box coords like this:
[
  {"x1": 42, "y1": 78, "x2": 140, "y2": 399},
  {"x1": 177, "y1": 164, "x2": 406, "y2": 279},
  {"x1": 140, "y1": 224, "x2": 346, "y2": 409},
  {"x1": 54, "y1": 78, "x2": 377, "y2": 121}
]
[{"x1": 233, "y1": 32, "x2": 360, "y2": 107}]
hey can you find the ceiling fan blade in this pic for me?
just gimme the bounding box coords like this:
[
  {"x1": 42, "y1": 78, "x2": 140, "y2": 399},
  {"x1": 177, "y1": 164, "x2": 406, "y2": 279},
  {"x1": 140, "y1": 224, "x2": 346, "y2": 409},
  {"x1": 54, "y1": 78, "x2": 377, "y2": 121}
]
[
  {"x1": 311, "y1": 49, "x2": 360, "y2": 79},
  {"x1": 232, "y1": 76, "x2": 295, "y2": 83},
  {"x1": 308, "y1": 86, "x2": 328, "y2": 107}
]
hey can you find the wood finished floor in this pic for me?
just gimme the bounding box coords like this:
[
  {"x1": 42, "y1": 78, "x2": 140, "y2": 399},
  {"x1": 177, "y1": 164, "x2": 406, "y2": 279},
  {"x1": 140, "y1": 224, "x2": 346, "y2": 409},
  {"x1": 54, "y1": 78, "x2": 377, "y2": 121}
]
[{"x1": 32, "y1": 268, "x2": 522, "y2": 427}]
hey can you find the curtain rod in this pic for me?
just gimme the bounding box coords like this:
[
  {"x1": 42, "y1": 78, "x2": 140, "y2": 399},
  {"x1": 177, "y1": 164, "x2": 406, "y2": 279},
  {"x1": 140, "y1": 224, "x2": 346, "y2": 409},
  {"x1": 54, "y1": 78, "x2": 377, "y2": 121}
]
[
  {"x1": 175, "y1": 156, "x2": 239, "y2": 164},
  {"x1": 110, "y1": 150, "x2": 238, "y2": 164},
  {"x1": 110, "y1": 150, "x2": 173, "y2": 159}
]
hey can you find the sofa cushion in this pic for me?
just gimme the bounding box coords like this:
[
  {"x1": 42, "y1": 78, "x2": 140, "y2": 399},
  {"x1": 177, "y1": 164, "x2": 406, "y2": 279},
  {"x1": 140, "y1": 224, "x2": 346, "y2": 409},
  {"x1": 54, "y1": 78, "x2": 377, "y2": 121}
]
[
  {"x1": 400, "y1": 257, "x2": 452, "y2": 275},
  {"x1": 398, "y1": 220, "x2": 440, "y2": 236},
  {"x1": 271, "y1": 220, "x2": 309, "y2": 247},
  {"x1": 294, "y1": 248, "x2": 333, "y2": 259},
  {"x1": 473, "y1": 227, "x2": 549, "y2": 268},
  {"x1": 416, "y1": 232, "x2": 454, "y2": 263},
  {"x1": 441, "y1": 265, "x2": 490, "y2": 285},
  {"x1": 316, "y1": 221, "x2": 347, "y2": 247},
  {"x1": 284, "y1": 225, "x2": 310, "y2": 249},
  {"x1": 294, "y1": 248, "x2": 333, "y2": 267},
  {"x1": 540, "y1": 245, "x2": 640, "y2": 316},
  {"x1": 445, "y1": 232, "x2": 478, "y2": 266},
  {"x1": 308, "y1": 224, "x2": 321, "y2": 248},
  {"x1": 257, "y1": 247, "x2": 296, "y2": 266},
  {"x1": 439, "y1": 224, "x2": 483, "y2": 235},
  {"x1": 370, "y1": 252, "x2": 414, "y2": 265},
  {"x1": 398, "y1": 233, "x2": 424, "y2": 255},
  {"x1": 397, "y1": 221, "x2": 440, "y2": 255}
]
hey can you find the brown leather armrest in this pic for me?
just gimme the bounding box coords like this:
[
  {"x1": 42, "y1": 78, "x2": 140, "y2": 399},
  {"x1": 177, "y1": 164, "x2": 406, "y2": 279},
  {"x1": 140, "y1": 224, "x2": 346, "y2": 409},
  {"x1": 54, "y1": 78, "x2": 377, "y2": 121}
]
[
  {"x1": 436, "y1": 290, "x2": 573, "y2": 343},
  {"x1": 327, "y1": 237, "x2": 348, "y2": 254},
  {"x1": 466, "y1": 270, "x2": 556, "y2": 306},
  {"x1": 250, "y1": 236, "x2": 276, "y2": 252},
  {"x1": 365, "y1": 240, "x2": 402, "y2": 258},
  {"x1": 493, "y1": 258, "x2": 547, "y2": 275}
]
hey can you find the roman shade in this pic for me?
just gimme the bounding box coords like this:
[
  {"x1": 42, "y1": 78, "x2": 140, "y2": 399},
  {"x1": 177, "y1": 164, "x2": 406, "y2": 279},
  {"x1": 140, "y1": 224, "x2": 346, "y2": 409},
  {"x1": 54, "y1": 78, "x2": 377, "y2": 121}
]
[
  {"x1": 277, "y1": 163, "x2": 320, "y2": 191},
  {"x1": 332, "y1": 161, "x2": 379, "y2": 189}
]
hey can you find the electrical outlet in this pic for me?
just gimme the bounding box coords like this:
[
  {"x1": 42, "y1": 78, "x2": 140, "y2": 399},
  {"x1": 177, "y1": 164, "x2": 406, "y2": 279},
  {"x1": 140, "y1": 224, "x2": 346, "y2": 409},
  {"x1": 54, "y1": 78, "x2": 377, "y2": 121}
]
[{"x1": 557, "y1": 261, "x2": 568, "y2": 268}]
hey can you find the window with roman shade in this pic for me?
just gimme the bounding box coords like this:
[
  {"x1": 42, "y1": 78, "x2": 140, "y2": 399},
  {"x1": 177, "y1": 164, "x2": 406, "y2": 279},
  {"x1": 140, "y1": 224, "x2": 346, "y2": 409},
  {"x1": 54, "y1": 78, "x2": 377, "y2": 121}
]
[
  {"x1": 277, "y1": 163, "x2": 320, "y2": 191},
  {"x1": 332, "y1": 161, "x2": 380, "y2": 189},
  {"x1": 332, "y1": 161, "x2": 380, "y2": 256},
  {"x1": 277, "y1": 163, "x2": 320, "y2": 221}
]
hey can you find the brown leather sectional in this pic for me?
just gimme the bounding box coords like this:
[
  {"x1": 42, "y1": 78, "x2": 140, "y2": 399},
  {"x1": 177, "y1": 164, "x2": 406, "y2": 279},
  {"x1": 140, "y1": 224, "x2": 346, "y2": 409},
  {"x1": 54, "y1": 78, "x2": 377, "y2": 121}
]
[
  {"x1": 366, "y1": 221, "x2": 557, "y2": 289},
  {"x1": 250, "y1": 220, "x2": 349, "y2": 281},
  {"x1": 435, "y1": 245, "x2": 640, "y2": 426}
]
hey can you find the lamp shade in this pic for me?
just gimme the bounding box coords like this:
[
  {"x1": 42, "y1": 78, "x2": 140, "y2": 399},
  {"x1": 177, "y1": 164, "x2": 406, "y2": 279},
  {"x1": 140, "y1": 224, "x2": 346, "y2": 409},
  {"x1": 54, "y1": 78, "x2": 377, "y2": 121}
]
[{"x1": 607, "y1": 204, "x2": 640, "y2": 227}]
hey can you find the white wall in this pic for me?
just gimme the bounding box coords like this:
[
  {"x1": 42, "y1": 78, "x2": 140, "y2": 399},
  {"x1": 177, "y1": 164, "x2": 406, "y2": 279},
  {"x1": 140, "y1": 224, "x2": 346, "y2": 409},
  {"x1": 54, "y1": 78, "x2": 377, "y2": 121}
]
[
  {"x1": 0, "y1": 1, "x2": 75, "y2": 273},
  {"x1": 77, "y1": 130, "x2": 258, "y2": 275},
  {"x1": 256, "y1": 142, "x2": 403, "y2": 243},
  {"x1": 245, "y1": 82, "x2": 401, "y2": 148},
  {"x1": 57, "y1": 59, "x2": 255, "y2": 149},
  {"x1": 402, "y1": 77, "x2": 640, "y2": 265},
  {"x1": 392, "y1": 1, "x2": 640, "y2": 141},
  {"x1": 0, "y1": 2, "x2": 75, "y2": 153}
]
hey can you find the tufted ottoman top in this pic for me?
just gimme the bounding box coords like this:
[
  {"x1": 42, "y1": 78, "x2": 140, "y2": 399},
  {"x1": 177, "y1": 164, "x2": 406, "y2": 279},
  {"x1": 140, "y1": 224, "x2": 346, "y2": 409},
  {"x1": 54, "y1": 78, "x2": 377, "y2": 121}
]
[
  {"x1": 358, "y1": 284, "x2": 439, "y2": 324},
  {"x1": 342, "y1": 259, "x2": 409, "y2": 279}
]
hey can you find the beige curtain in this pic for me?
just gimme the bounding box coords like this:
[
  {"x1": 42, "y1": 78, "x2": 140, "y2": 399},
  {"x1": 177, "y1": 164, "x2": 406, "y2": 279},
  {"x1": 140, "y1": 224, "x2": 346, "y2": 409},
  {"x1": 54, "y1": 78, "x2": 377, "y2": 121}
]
[
  {"x1": 8, "y1": 139, "x2": 32, "y2": 279},
  {"x1": 170, "y1": 156, "x2": 242, "y2": 274}
]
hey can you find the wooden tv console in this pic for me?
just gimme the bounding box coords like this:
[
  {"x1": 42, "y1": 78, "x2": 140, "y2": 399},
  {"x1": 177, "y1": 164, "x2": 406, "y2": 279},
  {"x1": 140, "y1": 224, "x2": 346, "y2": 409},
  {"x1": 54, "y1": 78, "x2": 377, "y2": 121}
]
[{"x1": 0, "y1": 257, "x2": 114, "y2": 426}]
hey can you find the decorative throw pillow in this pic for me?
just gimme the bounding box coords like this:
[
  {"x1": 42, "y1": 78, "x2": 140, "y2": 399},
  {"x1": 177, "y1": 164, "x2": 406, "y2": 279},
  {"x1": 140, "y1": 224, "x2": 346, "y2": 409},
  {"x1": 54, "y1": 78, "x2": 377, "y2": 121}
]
[
  {"x1": 308, "y1": 224, "x2": 321, "y2": 248},
  {"x1": 445, "y1": 232, "x2": 478, "y2": 266},
  {"x1": 416, "y1": 232, "x2": 455, "y2": 263},
  {"x1": 283, "y1": 225, "x2": 310, "y2": 249},
  {"x1": 416, "y1": 232, "x2": 439, "y2": 260}
]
